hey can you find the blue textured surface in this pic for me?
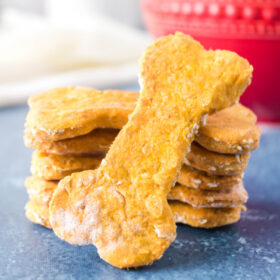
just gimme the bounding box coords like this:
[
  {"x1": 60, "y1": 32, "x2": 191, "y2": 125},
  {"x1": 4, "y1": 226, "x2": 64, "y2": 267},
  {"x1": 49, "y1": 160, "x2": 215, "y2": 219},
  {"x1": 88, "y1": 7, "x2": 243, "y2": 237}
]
[{"x1": 0, "y1": 105, "x2": 280, "y2": 280}]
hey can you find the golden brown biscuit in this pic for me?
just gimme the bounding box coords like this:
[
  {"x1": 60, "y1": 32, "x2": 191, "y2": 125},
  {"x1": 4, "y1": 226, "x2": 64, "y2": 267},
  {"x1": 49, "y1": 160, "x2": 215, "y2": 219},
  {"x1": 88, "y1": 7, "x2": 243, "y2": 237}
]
[
  {"x1": 25, "y1": 200, "x2": 51, "y2": 229},
  {"x1": 185, "y1": 142, "x2": 250, "y2": 176},
  {"x1": 168, "y1": 183, "x2": 248, "y2": 208},
  {"x1": 31, "y1": 151, "x2": 103, "y2": 180},
  {"x1": 196, "y1": 104, "x2": 261, "y2": 154},
  {"x1": 178, "y1": 165, "x2": 243, "y2": 191},
  {"x1": 49, "y1": 33, "x2": 252, "y2": 268},
  {"x1": 25, "y1": 128, "x2": 118, "y2": 155},
  {"x1": 26, "y1": 88, "x2": 138, "y2": 141},
  {"x1": 170, "y1": 201, "x2": 246, "y2": 228},
  {"x1": 25, "y1": 176, "x2": 58, "y2": 205}
]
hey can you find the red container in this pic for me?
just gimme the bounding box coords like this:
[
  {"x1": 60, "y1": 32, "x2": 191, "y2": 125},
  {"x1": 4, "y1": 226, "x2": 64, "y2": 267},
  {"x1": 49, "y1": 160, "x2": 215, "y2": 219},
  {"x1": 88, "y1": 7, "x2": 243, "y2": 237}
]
[{"x1": 141, "y1": 0, "x2": 280, "y2": 122}]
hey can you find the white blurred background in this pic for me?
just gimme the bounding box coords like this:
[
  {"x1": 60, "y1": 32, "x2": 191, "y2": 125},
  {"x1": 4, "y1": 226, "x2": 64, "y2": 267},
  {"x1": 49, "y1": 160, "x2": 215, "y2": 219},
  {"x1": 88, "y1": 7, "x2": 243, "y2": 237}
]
[{"x1": 0, "y1": 0, "x2": 150, "y2": 105}]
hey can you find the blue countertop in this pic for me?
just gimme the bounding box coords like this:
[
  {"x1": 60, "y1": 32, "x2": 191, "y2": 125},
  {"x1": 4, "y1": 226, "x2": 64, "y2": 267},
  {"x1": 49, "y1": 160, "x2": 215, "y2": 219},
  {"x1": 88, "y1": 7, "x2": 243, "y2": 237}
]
[{"x1": 0, "y1": 104, "x2": 279, "y2": 280}]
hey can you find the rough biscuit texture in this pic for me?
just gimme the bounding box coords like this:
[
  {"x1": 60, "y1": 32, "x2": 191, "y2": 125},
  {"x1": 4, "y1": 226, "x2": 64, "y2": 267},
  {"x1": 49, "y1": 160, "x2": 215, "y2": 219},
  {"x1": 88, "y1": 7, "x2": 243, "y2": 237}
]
[
  {"x1": 25, "y1": 128, "x2": 118, "y2": 155},
  {"x1": 168, "y1": 183, "x2": 248, "y2": 208},
  {"x1": 25, "y1": 176, "x2": 58, "y2": 205},
  {"x1": 177, "y1": 165, "x2": 243, "y2": 191},
  {"x1": 196, "y1": 104, "x2": 261, "y2": 154},
  {"x1": 170, "y1": 201, "x2": 245, "y2": 228},
  {"x1": 31, "y1": 151, "x2": 103, "y2": 180},
  {"x1": 185, "y1": 142, "x2": 250, "y2": 176},
  {"x1": 25, "y1": 200, "x2": 52, "y2": 229},
  {"x1": 26, "y1": 88, "x2": 138, "y2": 141},
  {"x1": 49, "y1": 33, "x2": 252, "y2": 268}
]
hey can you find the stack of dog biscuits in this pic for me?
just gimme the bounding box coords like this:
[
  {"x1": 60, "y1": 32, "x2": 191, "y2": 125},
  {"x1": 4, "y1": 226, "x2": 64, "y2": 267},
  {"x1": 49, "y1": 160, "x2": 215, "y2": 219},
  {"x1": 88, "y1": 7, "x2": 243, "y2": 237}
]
[
  {"x1": 24, "y1": 87, "x2": 261, "y2": 229},
  {"x1": 24, "y1": 33, "x2": 256, "y2": 268},
  {"x1": 168, "y1": 103, "x2": 261, "y2": 228}
]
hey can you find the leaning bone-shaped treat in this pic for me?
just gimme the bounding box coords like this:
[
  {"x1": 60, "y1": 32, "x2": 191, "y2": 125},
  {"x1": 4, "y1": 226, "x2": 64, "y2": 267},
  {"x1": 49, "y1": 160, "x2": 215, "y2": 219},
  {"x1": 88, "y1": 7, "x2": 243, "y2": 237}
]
[{"x1": 49, "y1": 32, "x2": 252, "y2": 268}]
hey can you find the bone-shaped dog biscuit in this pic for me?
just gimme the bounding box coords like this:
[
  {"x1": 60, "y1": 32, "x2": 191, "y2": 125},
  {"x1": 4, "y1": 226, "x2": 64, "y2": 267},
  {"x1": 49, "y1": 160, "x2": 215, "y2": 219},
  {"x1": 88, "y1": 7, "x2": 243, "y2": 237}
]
[
  {"x1": 49, "y1": 33, "x2": 252, "y2": 268},
  {"x1": 26, "y1": 89, "x2": 138, "y2": 141}
]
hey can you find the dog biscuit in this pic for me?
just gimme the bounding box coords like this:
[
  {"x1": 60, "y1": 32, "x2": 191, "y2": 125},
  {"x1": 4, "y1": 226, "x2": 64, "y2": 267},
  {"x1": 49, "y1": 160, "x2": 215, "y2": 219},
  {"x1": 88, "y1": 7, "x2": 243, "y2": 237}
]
[
  {"x1": 178, "y1": 165, "x2": 243, "y2": 191},
  {"x1": 26, "y1": 88, "x2": 138, "y2": 141},
  {"x1": 185, "y1": 142, "x2": 250, "y2": 176},
  {"x1": 171, "y1": 201, "x2": 245, "y2": 228},
  {"x1": 168, "y1": 183, "x2": 248, "y2": 208},
  {"x1": 196, "y1": 104, "x2": 261, "y2": 154},
  {"x1": 49, "y1": 33, "x2": 252, "y2": 268}
]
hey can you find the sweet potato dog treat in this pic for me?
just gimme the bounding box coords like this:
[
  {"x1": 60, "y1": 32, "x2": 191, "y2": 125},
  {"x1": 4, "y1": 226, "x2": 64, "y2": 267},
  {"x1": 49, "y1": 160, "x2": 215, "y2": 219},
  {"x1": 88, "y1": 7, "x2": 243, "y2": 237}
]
[
  {"x1": 26, "y1": 88, "x2": 138, "y2": 141},
  {"x1": 168, "y1": 183, "x2": 248, "y2": 208},
  {"x1": 25, "y1": 128, "x2": 118, "y2": 156},
  {"x1": 170, "y1": 202, "x2": 246, "y2": 228},
  {"x1": 177, "y1": 165, "x2": 243, "y2": 191},
  {"x1": 31, "y1": 151, "x2": 104, "y2": 180},
  {"x1": 184, "y1": 142, "x2": 250, "y2": 176},
  {"x1": 196, "y1": 104, "x2": 261, "y2": 154},
  {"x1": 49, "y1": 33, "x2": 252, "y2": 268}
]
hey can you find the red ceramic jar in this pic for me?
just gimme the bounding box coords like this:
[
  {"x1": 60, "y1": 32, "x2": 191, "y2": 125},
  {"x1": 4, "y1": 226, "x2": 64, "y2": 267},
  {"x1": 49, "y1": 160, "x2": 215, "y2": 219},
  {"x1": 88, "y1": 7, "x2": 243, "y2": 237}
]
[{"x1": 141, "y1": 0, "x2": 280, "y2": 122}]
